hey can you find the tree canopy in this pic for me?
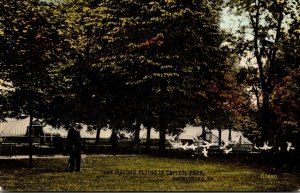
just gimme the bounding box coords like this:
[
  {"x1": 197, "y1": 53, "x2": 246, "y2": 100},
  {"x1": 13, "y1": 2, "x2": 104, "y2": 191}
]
[
  {"x1": 1, "y1": 0, "x2": 300, "y2": 155},
  {"x1": 225, "y1": 0, "x2": 300, "y2": 144}
]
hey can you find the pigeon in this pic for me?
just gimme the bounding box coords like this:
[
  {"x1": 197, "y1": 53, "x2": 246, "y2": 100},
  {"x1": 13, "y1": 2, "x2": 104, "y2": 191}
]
[
  {"x1": 201, "y1": 140, "x2": 215, "y2": 149},
  {"x1": 219, "y1": 141, "x2": 229, "y2": 150},
  {"x1": 202, "y1": 147, "x2": 208, "y2": 157},
  {"x1": 168, "y1": 134, "x2": 176, "y2": 143},
  {"x1": 169, "y1": 140, "x2": 183, "y2": 150},
  {"x1": 186, "y1": 144, "x2": 198, "y2": 151},
  {"x1": 170, "y1": 143, "x2": 180, "y2": 149},
  {"x1": 193, "y1": 137, "x2": 199, "y2": 143},
  {"x1": 259, "y1": 141, "x2": 273, "y2": 150},
  {"x1": 181, "y1": 142, "x2": 189, "y2": 150},
  {"x1": 232, "y1": 135, "x2": 241, "y2": 145},
  {"x1": 223, "y1": 148, "x2": 233, "y2": 154},
  {"x1": 287, "y1": 141, "x2": 295, "y2": 152}
]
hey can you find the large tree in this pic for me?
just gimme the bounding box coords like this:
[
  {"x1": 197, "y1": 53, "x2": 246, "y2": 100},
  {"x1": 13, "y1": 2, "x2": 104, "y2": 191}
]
[
  {"x1": 225, "y1": 0, "x2": 300, "y2": 143},
  {"x1": 48, "y1": 0, "x2": 230, "y2": 152},
  {"x1": 0, "y1": 0, "x2": 63, "y2": 167},
  {"x1": 99, "y1": 0, "x2": 229, "y2": 151},
  {"x1": 271, "y1": 26, "x2": 300, "y2": 151},
  {"x1": 1, "y1": 0, "x2": 240, "y2": 155}
]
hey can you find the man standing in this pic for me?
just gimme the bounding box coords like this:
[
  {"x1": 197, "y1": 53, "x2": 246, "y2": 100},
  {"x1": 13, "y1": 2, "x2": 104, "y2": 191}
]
[
  {"x1": 110, "y1": 129, "x2": 119, "y2": 156},
  {"x1": 67, "y1": 123, "x2": 82, "y2": 172}
]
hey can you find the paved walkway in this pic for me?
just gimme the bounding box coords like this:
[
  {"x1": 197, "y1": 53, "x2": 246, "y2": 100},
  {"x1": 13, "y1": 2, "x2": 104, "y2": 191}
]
[
  {"x1": 0, "y1": 154, "x2": 141, "y2": 159},
  {"x1": 0, "y1": 154, "x2": 70, "y2": 159}
]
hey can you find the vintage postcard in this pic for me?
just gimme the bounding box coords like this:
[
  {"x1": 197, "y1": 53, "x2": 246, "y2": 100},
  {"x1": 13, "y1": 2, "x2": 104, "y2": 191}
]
[{"x1": 0, "y1": 0, "x2": 299, "y2": 192}]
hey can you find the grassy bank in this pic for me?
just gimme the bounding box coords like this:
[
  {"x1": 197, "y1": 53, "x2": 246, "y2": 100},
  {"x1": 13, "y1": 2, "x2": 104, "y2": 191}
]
[{"x1": 0, "y1": 155, "x2": 299, "y2": 191}]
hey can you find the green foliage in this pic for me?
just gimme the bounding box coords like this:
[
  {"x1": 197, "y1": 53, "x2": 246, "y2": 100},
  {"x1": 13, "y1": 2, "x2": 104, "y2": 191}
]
[
  {"x1": 0, "y1": 0, "x2": 255, "y2": 151},
  {"x1": 101, "y1": 0, "x2": 228, "y2": 130},
  {"x1": 0, "y1": 0, "x2": 61, "y2": 119},
  {"x1": 41, "y1": 0, "x2": 231, "y2": 149},
  {"x1": 225, "y1": 0, "x2": 300, "y2": 143}
]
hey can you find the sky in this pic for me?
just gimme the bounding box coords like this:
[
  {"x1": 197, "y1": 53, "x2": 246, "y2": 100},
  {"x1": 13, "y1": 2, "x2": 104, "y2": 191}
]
[{"x1": 220, "y1": 6, "x2": 251, "y2": 39}]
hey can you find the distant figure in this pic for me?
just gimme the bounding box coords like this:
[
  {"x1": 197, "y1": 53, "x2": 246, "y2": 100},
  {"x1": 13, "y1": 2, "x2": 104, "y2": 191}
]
[
  {"x1": 110, "y1": 130, "x2": 119, "y2": 156},
  {"x1": 67, "y1": 123, "x2": 82, "y2": 172}
]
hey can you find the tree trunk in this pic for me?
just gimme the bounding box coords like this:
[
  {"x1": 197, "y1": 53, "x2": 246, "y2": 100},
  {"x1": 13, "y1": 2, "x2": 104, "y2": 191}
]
[
  {"x1": 95, "y1": 123, "x2": 101, "y2": 144},
  {"x1": 218, "y1": 128, "x2": 222, "y2": 147},
  {"x1": 159, "y1": 80, "x2": 167, "y2": 153},
  {"x1": 28, "y1": 114, "x2": 33, "y2": 168},
  {"x1": 159, "y1": 111, "x2": 167, "y2": 153},
  {"x1": 228, "y1": 127, "x2": 232, "y2": 141},
  {"x1": 250, "y1": 0, "x2": 269, "y2": 144},
  {"x1": 260, "y1": 94, "x2": 270, "y2": 143},
  {"x1": 134, "y1": 121, "x2": 141, "y2": 146},
  {"x1": 250, "y1": 1, "x2": 284, "y2": 145},
  {"x1": 146, "y1": 126, "x2": 151, "y2": 150},
  {"x1": 202, "y1": 124, "x2": 206, "y2": 140}
]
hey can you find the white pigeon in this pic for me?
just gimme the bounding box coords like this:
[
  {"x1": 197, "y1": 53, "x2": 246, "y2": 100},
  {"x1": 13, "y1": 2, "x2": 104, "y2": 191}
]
[
  {"x1": 192, "y1": 137, "x2": 199, "y2": 143},
  {"x1": 223, "y1": 148, "x2": 233, "y2": 154},
  {"x1": 219, "y1": 141, "x2": 229, "y2": 150},
  {"x1": 168, "y1": 134, "x2": 176, "y2": 143},
  {"x1": 201, "y1": 140, "x2": 215, "y2": 149},
  {"x1": 169, "y1": 141, "x2": 182, "y2": 149},
  {"x1": 287, "y1": 141, "x2": 295, "y2": 152},
  {"x1": 232, "y1": 135, "x2": 241, "y2": 145},
  {"x1": 202, "y1": 147, "x2": 208, "y2": 157},
  {"x1": 259, "y1": 141, "x2": 273, "y2": 150},
  {"x1": 186, "y1": 144, "x2": 198, "y2": 151},
  {"x1": 181, "y1": 142, "x2": 189, "y2": 150}
]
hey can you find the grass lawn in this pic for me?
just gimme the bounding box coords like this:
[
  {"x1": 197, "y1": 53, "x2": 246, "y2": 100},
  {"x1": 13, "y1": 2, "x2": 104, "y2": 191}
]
[{"x1": 0, "y1": 154, "x2": 299, "y2": 192}]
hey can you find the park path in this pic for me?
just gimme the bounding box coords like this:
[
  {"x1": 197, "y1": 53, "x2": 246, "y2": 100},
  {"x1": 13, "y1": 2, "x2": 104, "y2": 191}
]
[
  {"x1": 0, "y1": 154, "x2": 140, "y2": 159},
  {"x1": 0, "y1": 154, "x2": 70, "y2": 159}
]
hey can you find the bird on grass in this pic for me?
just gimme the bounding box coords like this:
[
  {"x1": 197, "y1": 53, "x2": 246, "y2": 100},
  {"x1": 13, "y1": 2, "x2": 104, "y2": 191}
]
[
  {"x1": 223, "y1": 147, "x2": 233, "y2": 154},
  {"x1": 202, "y1": 147, "x2": 208, "y2": 157}
]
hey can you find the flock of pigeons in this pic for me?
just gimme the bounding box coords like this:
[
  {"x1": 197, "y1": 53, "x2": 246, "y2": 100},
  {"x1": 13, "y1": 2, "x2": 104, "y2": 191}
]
[
  {"x1": 253, "y1": 141, "x2": 295, "y2": 152},
  {"x1": 168, "y1": 134, "x2": 296, "y2": 158},
  {"x1": 168, "y1": 135, "x2": 238, "y2": 157}
]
